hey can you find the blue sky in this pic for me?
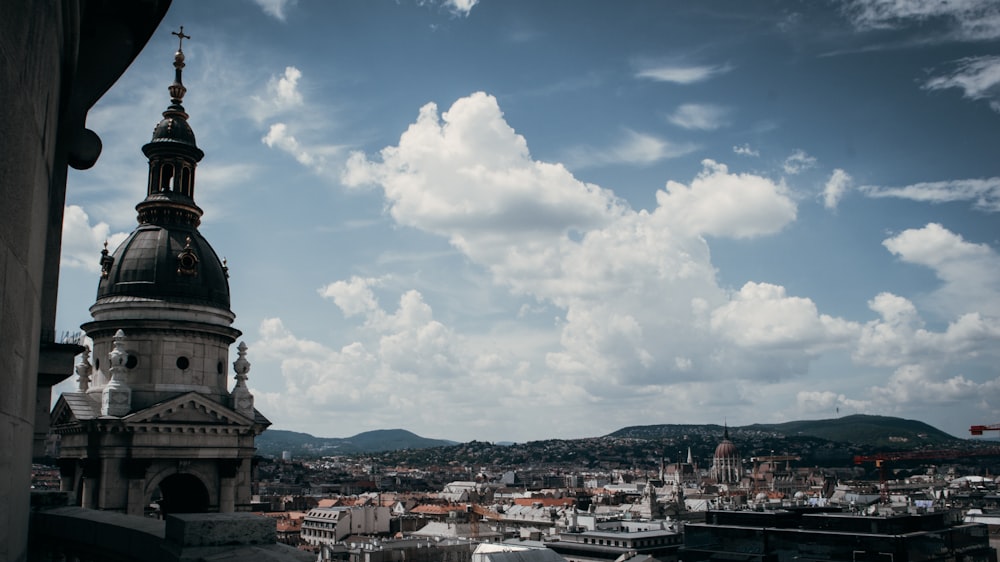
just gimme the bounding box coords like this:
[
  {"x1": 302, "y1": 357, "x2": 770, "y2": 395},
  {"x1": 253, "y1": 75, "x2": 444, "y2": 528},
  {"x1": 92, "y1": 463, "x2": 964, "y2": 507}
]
[{"x1": 56, "y1": 0, "x2": 1000, "y2": 443}]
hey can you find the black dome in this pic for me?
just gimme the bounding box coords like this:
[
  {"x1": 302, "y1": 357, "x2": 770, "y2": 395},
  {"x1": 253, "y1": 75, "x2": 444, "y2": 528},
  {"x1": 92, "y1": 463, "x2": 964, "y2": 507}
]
[
  {"x1": 97, "y1": 224, "x2": 230, "y2": 309},
  {"x1": 150, "y1": 113, "x2": 198, "y2": 147}
]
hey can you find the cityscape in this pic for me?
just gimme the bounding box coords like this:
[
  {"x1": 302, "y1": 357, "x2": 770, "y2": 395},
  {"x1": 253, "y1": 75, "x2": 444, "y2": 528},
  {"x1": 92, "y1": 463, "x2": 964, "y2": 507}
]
[{"x1": 5, "y1": 1, "x2": 1000, "y2": 562}]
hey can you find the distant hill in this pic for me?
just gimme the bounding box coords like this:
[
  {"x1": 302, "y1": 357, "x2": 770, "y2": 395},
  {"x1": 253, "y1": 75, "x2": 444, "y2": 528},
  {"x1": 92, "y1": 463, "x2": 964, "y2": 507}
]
[
  {"x1": 256, "y1": 428, "x2": 455, "y2": 458},
  {"x1": 745, "y1": 415, "x2": 958, "y2": 447},
  {"x1": 608, "y1": 414, "x2": 960, "y2": 449}
]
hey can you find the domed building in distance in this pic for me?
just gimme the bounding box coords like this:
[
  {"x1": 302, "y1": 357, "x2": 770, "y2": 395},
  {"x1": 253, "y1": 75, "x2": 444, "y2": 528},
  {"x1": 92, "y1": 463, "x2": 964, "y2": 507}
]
[
  {"x1": 710, "y1": 425, "x2": 742, "y2": 485},
  {"x1": 50, "y1": 29, "x2": 269, "y2": 516}
]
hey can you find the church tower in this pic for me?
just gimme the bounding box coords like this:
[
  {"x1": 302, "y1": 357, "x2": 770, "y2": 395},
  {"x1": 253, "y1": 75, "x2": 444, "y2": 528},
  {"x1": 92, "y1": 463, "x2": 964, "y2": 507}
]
[{"x1": 51, "y1": 29, "x2": 269, "y2": 516}]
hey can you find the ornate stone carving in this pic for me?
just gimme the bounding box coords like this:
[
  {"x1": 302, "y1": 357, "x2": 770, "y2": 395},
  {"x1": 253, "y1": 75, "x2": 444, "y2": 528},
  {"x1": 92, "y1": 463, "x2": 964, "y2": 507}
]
[
  {"x1": 101, "y1": 330, "x2": 132, "y2": 417},
  {"x1": 176, "y1": 236, "x2": 199, "y2": 276},
  {"x1": 229, "y1": 341, "x2": 254, "y2": 417},
  {"x1": 75, "y1": 346, "x2": 92, "y2": 392}
]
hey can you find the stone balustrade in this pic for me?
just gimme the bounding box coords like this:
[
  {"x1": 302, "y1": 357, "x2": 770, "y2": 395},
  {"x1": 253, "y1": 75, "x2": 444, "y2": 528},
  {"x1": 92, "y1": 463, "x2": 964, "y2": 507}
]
[{"x1": 29, "y1": 495, "x2": 312, "y2": 562}]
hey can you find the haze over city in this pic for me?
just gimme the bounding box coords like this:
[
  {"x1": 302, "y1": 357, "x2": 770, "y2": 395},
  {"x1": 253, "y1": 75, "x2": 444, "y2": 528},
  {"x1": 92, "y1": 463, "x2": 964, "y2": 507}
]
[{"x1": 54, "y1": 0, "x2": 1000, "y2": 443}]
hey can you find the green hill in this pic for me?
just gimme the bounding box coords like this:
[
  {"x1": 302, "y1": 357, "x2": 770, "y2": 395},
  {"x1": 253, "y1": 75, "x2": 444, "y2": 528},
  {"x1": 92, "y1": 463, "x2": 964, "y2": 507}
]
[
  {"x1": 256, "y1": 428, "x2": 455, "y2": 458},
  {"x1": 608, "y1": 414, "x2": 961, "y2": 449},
  {"x1": 745, "y1": 414, "x2": 958, "y2": 447}
]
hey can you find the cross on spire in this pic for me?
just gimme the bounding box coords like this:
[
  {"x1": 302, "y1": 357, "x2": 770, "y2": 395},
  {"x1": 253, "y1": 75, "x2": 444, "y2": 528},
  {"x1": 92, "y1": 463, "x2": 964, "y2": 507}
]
[{"x1": 172, "y1": 26, "x2": 190, "y2": 51}]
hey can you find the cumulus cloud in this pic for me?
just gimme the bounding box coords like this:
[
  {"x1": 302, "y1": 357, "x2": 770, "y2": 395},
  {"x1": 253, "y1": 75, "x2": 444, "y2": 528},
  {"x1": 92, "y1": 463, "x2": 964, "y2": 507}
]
[
  {"x1": 668, "y1": 103, "x2": 729, "y2": 131},
  {"x1": 259, "y1": 90, "x2": 1000, "y2": 439},
  {"x1": 823, "y1": 168, "x2": 852, "y2": 210},
  {"x1": 861, "y1": 176, "x2": 1000, "y2": 212},
  {"x1": 869, "y1": 364, "x2": 1000, "y2": 411},
  {"x1": 782, "y1": 149, "x2": 817, "y2": 175},
  {"x1": 339, "y1": 91, "x2": 821, "y2": 392},
  {"x1": 253, "y1": 0, "x2": 297, "y2": 21},
  {"x1": 61, "y1": 205, "x2": 129, "y2": 274},
  {"x1": 658, "y1": 160, "x2": 797, "y2": 239},
  {"x1": 635, "y1": 63, "x2": 733, "y2": 84},
  {"x1": 844, "y1": 0, "x2": 1000, "y2": 40},
  {"x1": 711, "y1": 282, "x2": 858, "y2": 352},
  {"x1": 882, "y1": 223, "x2": 1000, "y2": 317},
  {"x1": 733, "y1": 143, "x2": 760, "y2": 157},
  {"x1": 853, "y1": 283, "x2": 1000, "y2": 386}
]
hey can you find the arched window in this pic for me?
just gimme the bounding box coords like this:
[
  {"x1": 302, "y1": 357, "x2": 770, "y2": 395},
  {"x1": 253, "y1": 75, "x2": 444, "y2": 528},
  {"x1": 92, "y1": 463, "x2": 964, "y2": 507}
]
[
  {"x1": 160, "y1": 162, "x2": 175, "y2": 192},
  {"x1": 180, "y1": 166, "x2": 193, "y2": 197}
]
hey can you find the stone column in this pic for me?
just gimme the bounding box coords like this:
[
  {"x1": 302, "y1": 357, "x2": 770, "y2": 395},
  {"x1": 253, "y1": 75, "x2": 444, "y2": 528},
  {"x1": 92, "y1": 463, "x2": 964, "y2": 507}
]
[
  {"x1": 123, "y1": 459, "x2": 151, "y2": 515},
  {"x1": 219, "y1": 479, "x2": 236, "y2": 513},
  {"x1": 218, "y1": 459, "x2": 242, "y2": 513}
]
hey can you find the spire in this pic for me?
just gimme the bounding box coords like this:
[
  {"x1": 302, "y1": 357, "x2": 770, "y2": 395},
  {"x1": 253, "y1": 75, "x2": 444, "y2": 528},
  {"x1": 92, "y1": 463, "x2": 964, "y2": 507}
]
[{"x1": 137, "y1": 26, "x2": 205, "y2": 227}]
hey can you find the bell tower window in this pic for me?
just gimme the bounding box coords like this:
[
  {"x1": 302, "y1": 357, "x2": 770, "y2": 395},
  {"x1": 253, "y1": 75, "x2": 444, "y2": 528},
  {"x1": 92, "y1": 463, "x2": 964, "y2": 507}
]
[
  {"x1": 160, "y1": 163, "x2": 175, "y2": 192},
  {"x1": 180, "y1": 166, "x2": 193, "y2": 197}
]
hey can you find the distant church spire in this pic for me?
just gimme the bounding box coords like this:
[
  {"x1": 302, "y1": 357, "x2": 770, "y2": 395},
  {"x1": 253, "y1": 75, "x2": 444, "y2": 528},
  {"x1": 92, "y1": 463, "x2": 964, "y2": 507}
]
[{"x1": 136, "y1": 25, "x2": 205, "y2": 228}]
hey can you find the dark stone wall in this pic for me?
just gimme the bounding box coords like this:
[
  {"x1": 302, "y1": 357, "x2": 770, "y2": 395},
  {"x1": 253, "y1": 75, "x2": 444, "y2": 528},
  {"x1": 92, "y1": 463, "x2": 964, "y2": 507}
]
[
  {"x1": 0, "y1": 2, "x2": 169, "y2": 560},
  {"x1": 0, "y1": 3, "x2": 78, "y2": 560}
]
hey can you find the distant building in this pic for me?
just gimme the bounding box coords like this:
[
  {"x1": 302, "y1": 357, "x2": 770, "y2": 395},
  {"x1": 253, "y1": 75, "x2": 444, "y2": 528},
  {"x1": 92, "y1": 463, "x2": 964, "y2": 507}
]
[
  {"x1": 302, "y1": 505, "x2": 392, "y2": 546},
  {"x1": 681, "y1": 508, "x2": 996, "y2": 561},
  {"x1": 709, "y1": 426, "x2": 741, "y2": 485},
  {"x1": 317, "y1": 537, "x2": 474, "y2": 562},
  {"x1": 473, "y1": 542, "x2": 564, "y2": 562},
  {"x1": 547, "y1": 519, "x2": 683, "y2": 562}
]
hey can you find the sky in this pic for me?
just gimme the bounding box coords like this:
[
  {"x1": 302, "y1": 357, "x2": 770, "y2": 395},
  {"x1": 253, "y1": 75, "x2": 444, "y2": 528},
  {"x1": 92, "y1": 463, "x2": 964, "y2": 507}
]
[{"x1": 55, "y1": 0, "x2": 1000, "y2": 444}]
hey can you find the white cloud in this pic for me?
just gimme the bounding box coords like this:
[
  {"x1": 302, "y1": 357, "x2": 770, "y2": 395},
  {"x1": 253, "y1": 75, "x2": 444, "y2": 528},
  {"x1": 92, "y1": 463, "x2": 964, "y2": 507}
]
[
  {"x1": 565, "y1": 129, "x2": 698, "y2": 168},
  {"x1": 870, "y1": 364, "x2": 1000, "y2": 407},
  {"x1": 668, "y1": 103, "x2": 729, "y2": 131},
  {"x1": 252, "y1": 66, "x2": 305, "y2": 122},
  {"x1": 635, "y1": 63, "x2": 733, "y2": 85},
  {"x1": 882, "y1": 223, "x2": 1000, "y2": 317},
  {"x1": 253, "y1": 0, "x2": 297, "y2": 21},
  {"x1": 60, "y1": 205, "x2": 129, "y2": 274},
  {"x1": 710, "y1": 282, "x2": 858, "y2": 353},
  {"x1": 262, "y1": 123, "x2": 320, "y2": 169},
  {"x1": 340, "y1": 91, "x2": 818, "y2": 392},
  {"x1": 823, "y1": 168, "x2": 852, "y2": 210},
  {"x1": 782, "y1": 149, "x2": 816, "y2": 175},
  {"x1": 733, "y1": 143, "x2": 760, "y2": 157},
  {"x1": 925, "y1": 56, "x2": 1000, "y2": 112},
  {"x1": 844, "y1": 0, "x2": 1000, "y2": 40},
  {"x1": 861, "y1": 176, "x2": 1000, "y2": 212},
  {"x1": 442, "y1": 0, "x2": 478, "y2": 17},
  {"x1": 796, "y1": 390, "x2": 872, "y2": 414},
  {"x1": 658, "y1": 160, "x2": 797, "y2": 239}
]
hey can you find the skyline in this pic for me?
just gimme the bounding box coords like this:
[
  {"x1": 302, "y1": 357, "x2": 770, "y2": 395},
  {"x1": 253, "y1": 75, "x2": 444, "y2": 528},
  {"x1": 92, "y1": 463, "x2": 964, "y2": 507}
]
[{"x1": 55, "y1": 0, "x2": 1000, "y2": 442}]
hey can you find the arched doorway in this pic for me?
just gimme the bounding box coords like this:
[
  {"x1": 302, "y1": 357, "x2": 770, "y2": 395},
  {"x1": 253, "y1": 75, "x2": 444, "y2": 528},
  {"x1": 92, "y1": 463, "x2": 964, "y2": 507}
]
[{"x1": 156, "y1": 473, "x2": 210, "y2": 514}]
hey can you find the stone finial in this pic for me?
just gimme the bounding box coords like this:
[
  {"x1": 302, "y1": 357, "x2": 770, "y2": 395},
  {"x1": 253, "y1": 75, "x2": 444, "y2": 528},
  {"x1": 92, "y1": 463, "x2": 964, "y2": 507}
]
[
  {"x1": 230, "y1": 341, "x2": 254, "y2": 417},
  {"x1": 75, "y1": 346, "x2": 93, "y2": 392},
  {"x1": 101, "y1": 329, "x2": 132, "y2": 417}
]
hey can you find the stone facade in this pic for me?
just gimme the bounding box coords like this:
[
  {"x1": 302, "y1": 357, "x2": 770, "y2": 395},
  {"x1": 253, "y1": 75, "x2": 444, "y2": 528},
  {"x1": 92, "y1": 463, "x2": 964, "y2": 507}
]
[
  {"x1": 0, "y1": 2, "x2": 169, "y2": 560},
  {"x1": 50, "y1": 30, "x2": 269, "y2": 517}
]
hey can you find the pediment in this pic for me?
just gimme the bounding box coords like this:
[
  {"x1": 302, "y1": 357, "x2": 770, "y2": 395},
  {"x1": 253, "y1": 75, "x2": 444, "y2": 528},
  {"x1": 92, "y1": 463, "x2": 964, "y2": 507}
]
[
  {"x1": 124, "y1": 392, "x2": 253, "y2": 427},
  {"x1": 51, "y1": 393, "x2": 100, "y2": 427}
]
